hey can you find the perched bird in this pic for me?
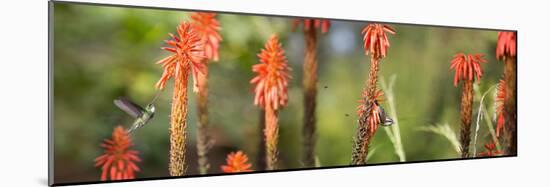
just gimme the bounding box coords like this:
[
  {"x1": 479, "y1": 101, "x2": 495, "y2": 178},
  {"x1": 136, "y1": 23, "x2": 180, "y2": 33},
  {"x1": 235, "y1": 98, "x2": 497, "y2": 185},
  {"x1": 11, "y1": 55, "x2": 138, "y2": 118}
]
[{"x1": 374, "y1": 100, "x2": 394, "y2": 126}]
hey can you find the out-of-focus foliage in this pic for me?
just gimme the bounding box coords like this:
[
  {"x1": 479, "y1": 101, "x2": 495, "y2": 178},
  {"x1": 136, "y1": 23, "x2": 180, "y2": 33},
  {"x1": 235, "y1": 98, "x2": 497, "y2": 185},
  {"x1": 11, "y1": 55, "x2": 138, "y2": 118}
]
[{"x1": 53, "y1": 3, "x2": 504, "y2": 183}]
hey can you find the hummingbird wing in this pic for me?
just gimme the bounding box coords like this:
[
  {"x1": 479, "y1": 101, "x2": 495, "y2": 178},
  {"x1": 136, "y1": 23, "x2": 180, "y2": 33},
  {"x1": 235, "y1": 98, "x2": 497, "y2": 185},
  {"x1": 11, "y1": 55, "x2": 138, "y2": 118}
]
[
  {"x1": 376, "y1": 102, "x2": 394, "y2": 126},
  {"x1": 114, "y1": 97, "x2": 144, "y2": 118}
]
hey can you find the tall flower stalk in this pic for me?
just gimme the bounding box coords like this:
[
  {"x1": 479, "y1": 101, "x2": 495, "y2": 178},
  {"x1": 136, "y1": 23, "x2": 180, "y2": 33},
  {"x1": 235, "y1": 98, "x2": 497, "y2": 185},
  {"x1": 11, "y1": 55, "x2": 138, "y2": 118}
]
[
  {"x1": 450, "y1": 53, "x2": 486, "y2": 158},
  {"x1": 292, "y1": 19, "x2": 330, "y2": 167},
  {"x1": 190, "y1": 12, "x2": 222, "y2": 175},
  {"x1": 351, "y1": 24, "x2": 395, "y2": 165},
  {"x1": 94, "y1": 126, "x2": 141, "y2": 181},
  {"x1": 156, "y1": 22, "x2": 205, "y2": 176},
  {"x1": 251, "y1": 34, "x2": 291, "y2": 170},
  {"x1": 256, "y1": 110, "x2": 266, "y2": 170},
  {"x1": 495, "y1": 79, "x2": 506, "y2": 137},
  {"x1": 496, "y1": 31, "x2": 517, "y2": 155}
]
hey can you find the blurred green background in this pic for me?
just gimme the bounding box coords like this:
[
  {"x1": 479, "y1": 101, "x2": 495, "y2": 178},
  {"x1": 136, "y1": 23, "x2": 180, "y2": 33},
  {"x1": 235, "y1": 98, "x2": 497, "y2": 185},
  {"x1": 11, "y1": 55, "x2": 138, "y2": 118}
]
[{"x1": 53, "y1": 2, "x2": 505, "y2": 183}]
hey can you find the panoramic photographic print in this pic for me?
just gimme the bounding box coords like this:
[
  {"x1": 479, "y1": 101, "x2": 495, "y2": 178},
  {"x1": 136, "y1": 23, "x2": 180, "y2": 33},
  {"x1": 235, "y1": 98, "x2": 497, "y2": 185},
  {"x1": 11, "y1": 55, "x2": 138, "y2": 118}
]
[{"x1": 50, "y1": 2, "x2": 517, "y2": 185}]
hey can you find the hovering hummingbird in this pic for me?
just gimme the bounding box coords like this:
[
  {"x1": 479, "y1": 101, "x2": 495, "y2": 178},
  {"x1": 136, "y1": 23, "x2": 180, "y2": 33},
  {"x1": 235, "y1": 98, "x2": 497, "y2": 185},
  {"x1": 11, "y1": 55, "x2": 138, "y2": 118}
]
[
  {"x1": 374, "y1": 100, "x2": 394, "y2": 126},
  {"x1": 114, "y1": 92, "x2": 161, "y2": 134}
]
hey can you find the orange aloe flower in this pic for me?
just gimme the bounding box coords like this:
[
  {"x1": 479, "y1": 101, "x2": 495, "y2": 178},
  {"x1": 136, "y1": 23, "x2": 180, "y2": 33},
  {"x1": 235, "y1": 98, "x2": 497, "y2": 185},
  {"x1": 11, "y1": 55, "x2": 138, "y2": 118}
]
[
  {"x1": 495, "y1": 79, "x2": 506, "y2": 137},
  {"x1": 292, "y1": 19, "x2": 330, "y2": 33},
  {"x1": 362, "y1": 24, "x2": 396, "y2": 59},
  {"x1": 450, "y1": 53, "x2": 487, "y2": 87},
  {"x1": 496, "y1": 31, "x2": 517, "y2": 155},
  {"x1": 496, "y1": 32, "x2": 516, "y2": 60},
  {"x1": 251, "y1": 34, "x2": 291, "y2": 111},
  {"x1": 190, "y1": 12, "x2": 222, "y2": 175},
  {"x1": 156, "y1": 21, "x2": 205, "y2": 176},
  {"x1": 191, "y1": 12, "x2": 222, "y2": 62},
  {"x1": 357, "y1": 89, "x2": 384, "y2": 134},
  {"x1": 293, "y1": 17, "x2": 330, "y2": 167},
  {"x1": 478, "y1": 141, "x2": 503, "y2": 157},
  {"x1": 155, "y1": 22, "x2": 206, "y2": 92},
  {"x1": 94, "y1": 126, "x2": 141, "y2": 181},
  {"x1": 251, "y1": 34, "x2": 291, "y2": 169},
  {"x1": 221, "y1": 151, "x2": 253, "y2": 173}
]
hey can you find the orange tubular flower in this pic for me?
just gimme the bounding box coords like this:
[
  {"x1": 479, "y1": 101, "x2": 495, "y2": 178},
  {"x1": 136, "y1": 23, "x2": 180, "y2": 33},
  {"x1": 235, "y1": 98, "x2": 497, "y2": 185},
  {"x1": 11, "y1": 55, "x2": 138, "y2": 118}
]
[
  {"x1": 156, "y1": 21, "x2": 205, "y2": 176},
  {"x1": 190, "y1": 11, "x2": 222, "y2": 175},
  {"x1": 496, "y1": 31, "x2": 517, "y2": 155},
  {"x1": 362, "y1": 24, "x2": 396, "y2": 59},
  {"x1": 495, "y1": 79, "x2": 506, "y2": 137},
  {"x1": 191, "y1": 12, "x2": 222, "y2": 62},
  {"x1": 478, "y1": 141, "x2": 503, "y2": 157},
  {"x1": 450, "y1": 53, "x2": 487, "y2": 87},
  {"x1": 155, "y1": 22, "x2": 205, "y2": 92},
  {"x1": 251, "y1": 34, "x2": 291, "y2": 170},
  {"x1": 450, "y1": 53, "x2": 486, "y2": 158},
  {"x1": 221, "y1": 151, "x2": 253, "y2": 173},
  {"x1": 351, "y1": 23, "x2": 395, "y2": 165},
  {"x1": 95, "y1": 126, "x2": 141, "y2": 181},
  {"x1": 292, "y1": 19, "x2": 331, "y2": 33},
  {"x1": 294, "y1": 18, "x2": 329, "y2": 167},
  {"x1": 496, "y1": 32, "x2": 516, "y2": 60},
  {"x1": 251, "y1": 34, "x2": 291, "y2": 111},
  {"x1": 357, "y1": 89, "x2": 384, "y2": 134}
]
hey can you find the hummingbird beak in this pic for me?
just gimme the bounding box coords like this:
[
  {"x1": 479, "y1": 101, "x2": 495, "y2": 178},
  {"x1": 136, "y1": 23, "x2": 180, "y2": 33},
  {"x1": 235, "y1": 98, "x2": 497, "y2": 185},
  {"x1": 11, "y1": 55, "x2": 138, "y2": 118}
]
[{"x1": 150, "y1": 91, "x2": 162, "y2": 104}]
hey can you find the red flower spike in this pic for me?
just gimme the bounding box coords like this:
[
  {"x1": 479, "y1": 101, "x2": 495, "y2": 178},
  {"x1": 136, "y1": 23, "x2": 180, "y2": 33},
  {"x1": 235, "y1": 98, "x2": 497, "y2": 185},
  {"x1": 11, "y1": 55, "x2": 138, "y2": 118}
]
[
  {"x1": 357, "y1": 89, "x2": 384, "y2": 134},
  {"x1": 95, "y1": 126, "x2": 141, "y2": 181},
  {"x1": 155, "y1": 22, "x2": 206, "y2": 92},
  {"x1": 495, "y1": 79, "x2": 506, "y2": 137},
  {"x1": 496, "y1": 32, "x2": 516, "y2": 60},
  {"x1": 292, "y1": 19, "x2": 331, "y2": 33},
  {"x1": 450, "y1": 53, "x2": 487, "y2": 87},
  {"x1": 362, "y1": 24, "x2": 396, "y2": 59},
  {"x1": 191, "y1": 12, "x2": 222, "y2": 62},
  {"x1": 221, "y1": 151, "x2": 253, "y2": 173},
  {"x1": 478, "y1": 141, "x2": 503, "y2": 157},
  {"x1": 251, "y1": 34, "x2": 292, "y2": 111}
]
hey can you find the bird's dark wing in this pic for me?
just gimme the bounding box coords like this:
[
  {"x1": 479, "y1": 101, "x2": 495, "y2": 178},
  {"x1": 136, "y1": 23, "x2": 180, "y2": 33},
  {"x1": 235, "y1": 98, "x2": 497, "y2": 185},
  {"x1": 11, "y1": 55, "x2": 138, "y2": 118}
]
[
  {"x1": 377, "y1": 105, "x2": 386, "y2": 124},
  {"x1": 114, "y1": 97, "x2": 144, "y2": 118}
]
